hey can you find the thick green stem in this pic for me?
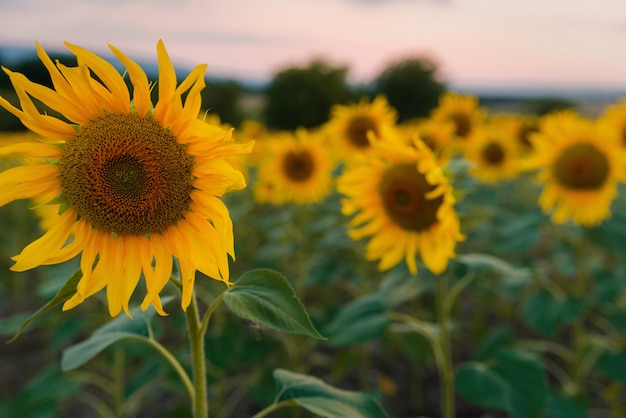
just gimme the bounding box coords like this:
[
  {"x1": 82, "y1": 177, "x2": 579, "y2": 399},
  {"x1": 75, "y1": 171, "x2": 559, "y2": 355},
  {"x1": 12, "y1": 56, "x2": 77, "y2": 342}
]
[
  {"x1": 571, "y1": 237, "x2": 590, "y2": 395},
  {"x1": 186, "y1": 290, "x2": 209, "y2": 418},
  {"x1": 438, "y1": 277, "x2": 455, "y2": 418}
]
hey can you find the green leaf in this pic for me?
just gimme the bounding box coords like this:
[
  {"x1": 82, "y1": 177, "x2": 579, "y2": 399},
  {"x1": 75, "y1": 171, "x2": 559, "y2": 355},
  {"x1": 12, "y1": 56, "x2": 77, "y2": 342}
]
[
  {"x1": 379, "y1": 270, "x2": 432, "y2": 308},
  {"x1": 494, "y1": 349, "x2": 548, "y2": 418},
  {"x1": 61, "y1": 298, "x2": 173, "y2": 371},
  {"x1": 223, "y1": 268, "x2": 324, "y2": 339},
  {"x1": 454, "y1": 362, "x2": 510, "y2": 411},
  {"x1": 455, "y1": 348, "x2": 548, "y2": 418},
  {"x1": 597, "y1": 350, "x2": 626, "y2": 386},
  {"x1": 456, "y1": 253, "x2": 531, "y2": 283},
  {"x1": 61, "y1": 331, "x2": 142, "y2": 371},
  {"x1": 272, "y1": 369, "x2": 390, "y2": 418},
  {"x1": 521, "y1": 290, "x2": 585, "y2": 336},
  {"x1": 472, "y1": 326, "x2": 512, "y2": 362},
  {"x1": 546, "y1": 393, "x2": 589, "y2": 418},
  {"x1": 6, "y1": 269, "x2": 82, "y2": 343},
  {"x1": 322, "y1": 294, "x2": 389, "y2": 346}
]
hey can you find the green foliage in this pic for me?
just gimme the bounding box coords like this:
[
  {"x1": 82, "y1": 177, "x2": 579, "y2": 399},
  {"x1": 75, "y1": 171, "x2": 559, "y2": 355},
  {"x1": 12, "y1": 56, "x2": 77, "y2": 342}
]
[
  {"x1": 61, "y1": 298, "x2": 174, "y2": 371},
  {"x1": 372, "y1": 57, "x2": 445, "y2": 122},
  {"x1": 270, "y1": 368, "x2": 390, "y2": 418},
  {"x1": 223, "y1": 268, "x2": 324, "y2": 339},
  {"x1": 263, "y1": 60, "x2": 353, "y2": 130},
  {"x1": 545, "y1": 393, "x2": 589, "y2": 418},
  {"x1": 6, "y1": 270, "x2": 82, "y2": 343},
  {"x1": 0, "y1": 365, "x2": 83, "y2": 418},
  {"x1": 322, "y1": 293, "x2": 389, "y2": 346},
  {"x1": 521, "y1": 289, "x2": 586, "y2": 336},
  {"x1": 455, "y1": 347, "x2": 548, "y2": 418}
]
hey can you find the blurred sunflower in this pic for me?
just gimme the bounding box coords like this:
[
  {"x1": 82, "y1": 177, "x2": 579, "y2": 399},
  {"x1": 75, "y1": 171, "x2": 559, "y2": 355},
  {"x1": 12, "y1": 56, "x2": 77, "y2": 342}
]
[
  {"x1": 430, "y1": 92, "x2": 486, "y2": 152},
  {"x1": 399, "y1": 117, "x2": 455, "y2": 163},
  {"x1": 337, "y1": 134, "x2": 464, "y2": 275},
  {"x1": 0, "y1": 40, "x2": 252, "y2": 316},
  {"x1": 464, "y1": 124, "x2": 521, "y2": 183},
  {"x1": 511, "y1": 115, "x2": 539, "y2": 154},
  {"x1": 255, "y1": 128, "x2": 335, "y2": 205},
  {"x1": 525, "y1": 111, "x2": 625, "y2": 226},
  {"x1": 326, "y1": 95, "x2": 397, "y2": 160},
  {"x1": 237, "y1": 119, "x2": 269, "y2": 166},
  {"x1": 598, "y1": 98, "x2": 626, "y2": 148}
]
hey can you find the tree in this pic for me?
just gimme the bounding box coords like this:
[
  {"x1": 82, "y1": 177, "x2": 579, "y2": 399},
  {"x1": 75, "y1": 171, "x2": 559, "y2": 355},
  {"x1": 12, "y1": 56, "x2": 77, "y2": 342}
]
[
  {"x1": 525, "y1": 97, "x2": 576, "y2": 116},
  {"x1": 373, "y1": 57, "x2": 446, "y2": 122},
  {"x1": 263, "y1": 60, "x2": 354, "y2": 130},
  {"x1": 200, "y1": 79, "x2": 245, "y2": 126}
]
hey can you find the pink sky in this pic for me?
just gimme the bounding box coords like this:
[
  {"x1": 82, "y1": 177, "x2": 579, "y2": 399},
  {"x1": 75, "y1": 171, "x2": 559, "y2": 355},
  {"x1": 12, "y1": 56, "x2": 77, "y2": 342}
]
[{"x1": 1, "y1": 0, "x2": 625, "y2": 89}]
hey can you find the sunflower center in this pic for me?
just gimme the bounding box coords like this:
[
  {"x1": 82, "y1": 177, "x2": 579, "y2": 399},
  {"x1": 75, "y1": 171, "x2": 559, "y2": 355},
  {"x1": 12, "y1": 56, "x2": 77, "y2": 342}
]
[
  {"x1": 379, "y1": 163, "x2": 442, "y2": 232},
  {"x1": 104, "y1": 156, "x2": 147, "y2": 197},
  {"x1": 347, "y1": 116, "x2": 378, "y2": 148},
  {"x1": 59, "y1": 112, "x2": 195, "y2": 235},
  {"x1": 482, "y1": 142, "x2": 505, "y2": 165},
  {"x1": 284, "y1": 150, "x2": 314, "y2": 182},
  {"x1": 553, "y1": 143, "x2": 609, "y2": 190},
  {"x1": 449, "y1": 112, "x2": 471, "y2": 138},
  {"x1": 621, "y1": 124, "x2": 626, "y2": 148},
  {"x1": 518, "y1": 124, "x2": 537, "y2": 149},
  {"x1": 420, "y1": 133, "x2": 438, "y2": 150}
]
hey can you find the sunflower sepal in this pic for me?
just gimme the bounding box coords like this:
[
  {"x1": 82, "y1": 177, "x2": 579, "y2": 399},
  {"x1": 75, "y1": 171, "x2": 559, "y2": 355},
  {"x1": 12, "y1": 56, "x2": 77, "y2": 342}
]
[
  {"x1": 46, "y1": 194, "x2": 73, "y2": 215},
  {"x1": 222, "y1": 268, "x2": 325, "y2": 340}
]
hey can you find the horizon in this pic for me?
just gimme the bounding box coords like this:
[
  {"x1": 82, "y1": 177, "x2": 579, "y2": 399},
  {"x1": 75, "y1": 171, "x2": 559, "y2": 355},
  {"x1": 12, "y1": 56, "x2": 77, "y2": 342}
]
[
  {"x1": 1, "y1": 42, "x2": 624, "y2": 103},
  {"x1": 1, "y1": 0, "x2": 625, "y2": 94}
]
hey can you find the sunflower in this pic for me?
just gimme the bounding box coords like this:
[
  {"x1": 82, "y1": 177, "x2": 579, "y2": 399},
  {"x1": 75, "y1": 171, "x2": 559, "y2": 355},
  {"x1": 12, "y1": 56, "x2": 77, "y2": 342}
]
[
  {"x1": 464, "y1": 122, "x2": 521, "y2": 183},
  {"x1": 430, "y1": 92, "x2": 486, "y2": 152},
  {"x1": 337, "y1": 133, "x2": 464, "y2": 275},
  {"x1": 511, "y1": 115, "x2": 539, "y2": 154},
  {"x1": 598, "y1": 98, "x2": 626, "y2": 148},
  {"x1": 0, "y1": 40, "x2": 252, "y2": 316},
  {"x1": 237, "y1": 119, "x2": 269, "y2": 166},
  {"x1": 255, "y1": 128, "x2": 335, "y2": 205},
  {"x1": 326, "y1": 95, "x2": 397, "y2": 160},
  {"x1": 399, "y1": 117, "x2": 455, "y2": 163},
  {"x1": 524, "y1": 110, "x2": 625, "y2": 226}
]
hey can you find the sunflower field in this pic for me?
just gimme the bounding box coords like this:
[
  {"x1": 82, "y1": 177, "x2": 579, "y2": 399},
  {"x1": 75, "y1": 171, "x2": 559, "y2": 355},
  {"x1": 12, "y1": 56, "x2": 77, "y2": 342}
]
[{"x1": 1, "y1": 42, "x2": 626, "y2": 418}]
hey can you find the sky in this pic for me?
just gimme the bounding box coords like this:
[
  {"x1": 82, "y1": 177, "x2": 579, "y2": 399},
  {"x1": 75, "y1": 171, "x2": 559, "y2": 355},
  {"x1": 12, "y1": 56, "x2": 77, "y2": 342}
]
[{"x1": 1, "y1": 0, "x2": 625, "y2": 91}]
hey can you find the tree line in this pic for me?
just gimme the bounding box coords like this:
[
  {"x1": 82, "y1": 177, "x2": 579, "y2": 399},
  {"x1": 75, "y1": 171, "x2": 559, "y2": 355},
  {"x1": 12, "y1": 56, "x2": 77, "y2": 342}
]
[{"x1": 0, "y1": 51, "x2": 571, "y2": 132}]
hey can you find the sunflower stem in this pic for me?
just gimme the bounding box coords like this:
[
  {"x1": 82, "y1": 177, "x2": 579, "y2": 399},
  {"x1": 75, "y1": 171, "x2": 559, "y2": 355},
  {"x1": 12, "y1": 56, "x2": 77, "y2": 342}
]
[
  {"x1": 387, "y1": 311, "x2": 451, "y2": 417},
  {"x1": 438, "y1": 276, "x2": 455, "y2": 418},
  {"x1": 186, "y1": 290, "x2": 209, "y2": 418}
]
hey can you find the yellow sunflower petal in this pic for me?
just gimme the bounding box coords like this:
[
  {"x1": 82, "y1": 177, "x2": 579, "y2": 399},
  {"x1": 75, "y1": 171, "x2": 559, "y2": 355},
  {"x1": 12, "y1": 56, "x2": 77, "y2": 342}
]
[
  {"x1": 64, "y1": 41, "x2": 130, "y2": 111},
  {"x1": 0, "y1": 81, "x2": 75, "y2": 139},
  {"x1": 0, "y1": 142, "x2": 63, "y2": 159},
  {"x1": 141, "y1": 233, "x2": 173, "y2": 312},
  {"x1": 11, "y1": 209, "x2": 76, "y2": 271},
  {"x1": 109, "y1": 44, "x2": 152, "y2": 117}
]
